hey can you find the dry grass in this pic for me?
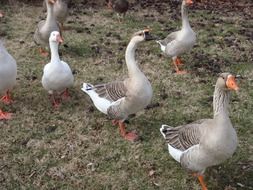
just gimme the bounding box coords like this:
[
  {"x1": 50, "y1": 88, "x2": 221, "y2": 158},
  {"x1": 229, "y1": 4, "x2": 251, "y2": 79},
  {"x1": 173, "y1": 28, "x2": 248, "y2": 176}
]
[{"x1": 0, "y1": 1, "x2": 252, "y2": 189}]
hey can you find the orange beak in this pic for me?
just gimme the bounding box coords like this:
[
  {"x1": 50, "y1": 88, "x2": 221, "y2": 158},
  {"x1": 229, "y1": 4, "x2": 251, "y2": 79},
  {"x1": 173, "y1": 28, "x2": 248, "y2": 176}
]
[
  {"x1": 48, "y1": 0, "x2": 56, "y2": 4},
  {"x1": 56, "y1": 34, "x2": 63, "y2": 44},
  {"x1": 143, "y1": 29, "x2": 150, "y2": 33},
  {"x1": 226, "y1": 75, "x2": 239, "y2": 91},
  {"x1": 186, "y1": 0, "x2": 193, "y2": 5}
]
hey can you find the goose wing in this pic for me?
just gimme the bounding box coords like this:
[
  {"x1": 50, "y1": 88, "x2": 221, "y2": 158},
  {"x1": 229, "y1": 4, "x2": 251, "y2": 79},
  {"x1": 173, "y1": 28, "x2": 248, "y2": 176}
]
[{"x1": 161, "y1": 119, "x2": 209, "y2": 151}]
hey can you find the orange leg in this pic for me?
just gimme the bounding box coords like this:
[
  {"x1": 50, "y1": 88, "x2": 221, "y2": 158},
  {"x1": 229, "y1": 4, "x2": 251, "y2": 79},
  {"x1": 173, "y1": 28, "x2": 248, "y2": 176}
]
[
  {"x1": 50, "y1": 94, "x2": 60, "y2": 109},
  {"x1": 175, "y1": 57, "x2": 184, "y2": 65},
  {"x1": 39, "y1": 47, "x2": 49, "y2": 57},
  {"x1": 172, "y1": 58, "x2": 187, "y2": 74},
  {"x1": 61, "y1": 89, "x2": 70, "y2": 101},
  {"x1": 0, "y1": 90, "x2": 13, "y2": 104},
  {"x1": 193, "y1": 173, "x2": 208, "y2": 190},
  {"x1": 112, "y1": 120, "x2": 119, "y2": 126},
  {"x1": 0, "y1": 109, "x2": 12, "y2": 120},
  {"x1": 118, "y1": 121, "x2": 139, "y2": 142}
]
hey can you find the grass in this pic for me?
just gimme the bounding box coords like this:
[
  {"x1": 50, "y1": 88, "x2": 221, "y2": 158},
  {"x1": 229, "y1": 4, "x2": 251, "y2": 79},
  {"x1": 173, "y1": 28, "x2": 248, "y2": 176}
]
[{"x1": 0, "y1": 1, "x2": 253, "y2": 189}]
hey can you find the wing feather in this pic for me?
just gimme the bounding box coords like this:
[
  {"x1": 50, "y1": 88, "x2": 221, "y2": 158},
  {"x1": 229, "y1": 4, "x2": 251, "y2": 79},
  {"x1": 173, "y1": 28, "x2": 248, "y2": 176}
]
[
  {"x1": 162, "y1": 119, "x2": 209, "y2": 151},
  {"x1": 93, "y1": 81, "x2": 127, "y2": 102}
]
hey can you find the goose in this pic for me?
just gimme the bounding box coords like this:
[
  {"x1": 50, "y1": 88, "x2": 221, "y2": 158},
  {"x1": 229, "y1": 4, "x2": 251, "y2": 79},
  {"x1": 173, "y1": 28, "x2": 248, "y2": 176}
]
[
  {"x1": 0, "y1": 41, "x2": 17, "y2": 120},
  {"x1": 34, "y1": 0, "x2": 60, "y2": 57},
  {"x1": 81, "y1": 29, "x2": 154, "y2": 142},
  {"x1": 107, "y1": 0, "x2": 129, "y2": 22},
  {"x1": 43, "y1": 0, "x2": 69, "y2": 30},
  {"x1": 156, "y1": 0, "x2": 196, "y2": 74},
  {"x1": 53, "y1": 0, "x2": 69, "y2": 30},
  {"x1": 42, "y1": 31, "x2": 74, "y2": 108},
  {"x1": 160, "y1": 73, "x2": 239, "y2": 190}
]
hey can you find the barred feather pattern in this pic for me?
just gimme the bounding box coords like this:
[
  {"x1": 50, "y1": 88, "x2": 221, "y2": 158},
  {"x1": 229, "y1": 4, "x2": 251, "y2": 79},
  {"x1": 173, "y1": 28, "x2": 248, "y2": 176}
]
[
  {"x1": 159, "y1": 31, "x2": 178, "y2": 46},
  {"x1": 94, "y1": 81, "x2": 127, "y2": 102},
  {"x1": 107, "y1": 103, "x2": 126, "y2": 120},
  {"x1": 163, "y1": 120, "x2": 206, "y2": 151}
]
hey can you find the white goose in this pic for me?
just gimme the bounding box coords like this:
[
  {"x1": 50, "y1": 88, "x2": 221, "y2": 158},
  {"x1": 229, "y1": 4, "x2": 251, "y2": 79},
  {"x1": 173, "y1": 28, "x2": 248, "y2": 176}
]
[
  {"x1": 34, "y1": 0, "x2": 60, "y2": 57},
  {"x1": 42, "y1": 31, "x2": 74, "y2": 108},
  {"x1": 81, "y1": 30, "x2": 154, "y2": 142},
  {"x1": 0, "y1": 41, "x2": 17, "y2": 120},
  {"x1": 157, "y1": 0, "x2": 196, "y2": 74},
  {"x1": 160, "y1": 73, "x2": 239, "y2": 190}
]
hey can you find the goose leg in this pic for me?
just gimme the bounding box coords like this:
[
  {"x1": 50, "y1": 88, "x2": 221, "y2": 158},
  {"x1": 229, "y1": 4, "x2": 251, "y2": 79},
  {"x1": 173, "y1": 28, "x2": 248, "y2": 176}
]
[
  {"x1": 118, "y1": 121, "x2": 138, "y2": 142},
  {"x1": 172, "y1": 57, "x2": 187, "y2": 74},
  {"x1": 0, "y1": 109, "x2": 12, "y2": 120},
  {"x1": 1, "y1": 90, "x2": 13, "y2": 104},
  {"x1": 39, "y1": 47, "x2": 49, "y2": 57},
  {"x1": 193, "y1": 174, "x2": 208, "y2": 190},
  {"x1": 50, "y1": 94, "x2": 60, "y2": 109},
  {"x1": 61, "y1": 88, "x2": 70, "y2": 101}
]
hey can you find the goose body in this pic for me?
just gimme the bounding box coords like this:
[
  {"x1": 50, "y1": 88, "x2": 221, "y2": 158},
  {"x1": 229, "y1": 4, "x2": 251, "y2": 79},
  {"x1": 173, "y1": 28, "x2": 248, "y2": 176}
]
[
  {"x1": 34, "y1": 0, "x2": 60, "y2": 50},
  {"x1": 42, "y1": 31, "x2": 73, "y2": 107},
  {"x1": 82, "y1": 30, "x2": 154, "y2": 141},
  {"x1": 0, "y1": 41, "x2": 17, "y2": 119},
  {"x1": 160, "y1": 73, "x2": 239, "y2": 189},
  {"x1": 53, "y1": 0, "x2": 69, "y2": 26},
  {"x1": 157, "y1": 0, "x2": 196, "y2": 73}
]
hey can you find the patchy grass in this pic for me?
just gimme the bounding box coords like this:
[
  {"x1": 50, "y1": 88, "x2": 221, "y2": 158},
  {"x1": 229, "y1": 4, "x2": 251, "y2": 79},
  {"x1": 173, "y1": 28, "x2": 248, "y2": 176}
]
[{"x1": 0, "y1": 1, "x2": 252, "y2": 189}]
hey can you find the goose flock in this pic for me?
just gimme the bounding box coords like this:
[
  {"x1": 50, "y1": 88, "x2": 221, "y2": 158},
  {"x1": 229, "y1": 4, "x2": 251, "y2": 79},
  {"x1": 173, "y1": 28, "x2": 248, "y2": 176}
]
[{"x1": 0, "y1": 0, "x2": 243, "y2": 189}]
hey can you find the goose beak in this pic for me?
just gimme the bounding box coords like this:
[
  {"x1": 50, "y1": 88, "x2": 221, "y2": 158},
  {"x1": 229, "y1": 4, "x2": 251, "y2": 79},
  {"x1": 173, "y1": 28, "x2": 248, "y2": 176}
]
[
  {"x1": 186, "y1": 0, "x2": 193, "y2": 5},
  {"x1": 143, "y1": 29, "x2": 156, "y2": 41},
  {"x1": 0, "y1": 12, "x2": 4, "y2": 18},
  {"x1": 49, "y1": 0, "x2": 56, "y2": 4},
  {"x1": 56, "y1": 34, "x2": 63, "y2": 44},
  {"x1": 226, "y1": 75, "x2": 239, "y2": 91}
]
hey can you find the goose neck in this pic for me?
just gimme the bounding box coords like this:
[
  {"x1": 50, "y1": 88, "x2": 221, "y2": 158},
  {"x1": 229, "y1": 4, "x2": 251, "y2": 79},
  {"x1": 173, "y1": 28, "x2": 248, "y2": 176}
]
[
  {"x1": 125, "y1": 40, "x2": 141, "y2": 77},
  {"x1": 46, "y1": 1, "x2": 55, "y2": 23},
  {"x1": 181, "y1": 2, "x2": 191, "y2": 29},
  {"x1": 49, "y1": 41, "x2": 60, "y2": 63},
  {"x1": 213, "y1": 86, "x2": 230, "y2": 118}
]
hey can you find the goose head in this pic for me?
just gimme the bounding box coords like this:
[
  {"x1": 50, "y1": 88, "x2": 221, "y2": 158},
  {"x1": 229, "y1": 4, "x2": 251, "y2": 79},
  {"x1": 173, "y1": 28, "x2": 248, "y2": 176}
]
[
  {"x1": 182, "y1": 0, "x2": 193, "y2": 6},
  {"x1": 216, "y1": 73, "x2": 239, "y2": 91},
  {"x1": 130, "y1": 29, "x2": 155, "y2": 44},
  {"x1": 49, "y1": 31, "x2": 63, "y2": 44}
]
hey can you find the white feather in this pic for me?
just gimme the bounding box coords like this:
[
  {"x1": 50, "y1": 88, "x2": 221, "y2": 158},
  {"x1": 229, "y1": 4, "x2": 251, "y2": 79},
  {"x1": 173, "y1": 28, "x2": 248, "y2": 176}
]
[
  {"x1": 160, "y1": 124, "x2": 168, "y2": 139},
  {"x1": 156, "y1": 41, "x2": 166, "y2": 53},
  {"x1": 81, "y1": 83, "x2": 112, "y2": 114},
  {"x1": 168, "y1": 145, "x2": 183, "y2": 163}
]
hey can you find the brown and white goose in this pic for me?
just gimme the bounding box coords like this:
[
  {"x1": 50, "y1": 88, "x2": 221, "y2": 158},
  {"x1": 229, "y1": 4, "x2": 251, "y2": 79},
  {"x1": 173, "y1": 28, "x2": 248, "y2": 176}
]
[
  {"x1": 81, "y1": 29, "x2": 154, "y2": 142},
  {"x1": 52, "y1": 0, "x2": 69, "y2": 30},
  {"x1": 160, "y1": 73, "x2": 239, "y2": 190},
  {"x1": 156, "y1": 0, "x2": 196, "y2": 74},
  {"x1": 34, "y1": 0, "x2": 60, "y2": 57},
  {"x1": 0, "y1": 41, "x2": 17, "y2": 120}
]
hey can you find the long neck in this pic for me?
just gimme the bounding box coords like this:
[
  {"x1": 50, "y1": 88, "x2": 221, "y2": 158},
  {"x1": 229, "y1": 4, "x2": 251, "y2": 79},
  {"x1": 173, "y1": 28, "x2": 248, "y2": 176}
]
[
  {"x1": 125, "y1": 40, "x2": 142, "y2": 78},
  {"x1": 49, "y1": 41, "x2": 60, "y2": 63},
  {"x1": 181, "y1": 2, "x2": 190, "y2": 29},
  {"x1": 213, "y1": 86, "x2": 230, "y2": 118},
  {"x1": 46, "y1": 1, "x2": 54, "y2": 23}
]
